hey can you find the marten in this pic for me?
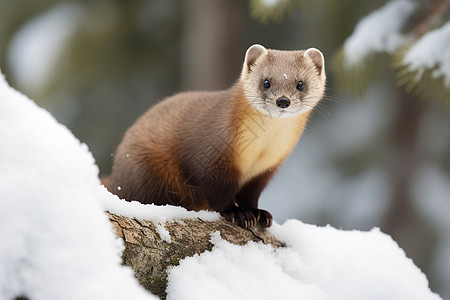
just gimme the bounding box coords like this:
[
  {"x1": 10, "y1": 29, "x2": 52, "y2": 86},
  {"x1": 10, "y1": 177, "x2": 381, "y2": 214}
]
[{"x1": 107, "y1": 44, "x2": 326, "y2": 229}]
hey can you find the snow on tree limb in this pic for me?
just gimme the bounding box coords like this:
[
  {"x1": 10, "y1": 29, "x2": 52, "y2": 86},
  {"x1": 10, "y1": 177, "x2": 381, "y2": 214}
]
[
  {"x1": 343, "y1": 0, "x2": 417, "y2": 66},
  {"x1": 402, "y1": 22, "x2": 450, "y2": 87}
]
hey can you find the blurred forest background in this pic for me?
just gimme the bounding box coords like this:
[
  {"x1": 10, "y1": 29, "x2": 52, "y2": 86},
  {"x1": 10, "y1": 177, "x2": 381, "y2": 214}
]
[{"x1": 1, "y1": 0, "x2": 449, "y2": 297}]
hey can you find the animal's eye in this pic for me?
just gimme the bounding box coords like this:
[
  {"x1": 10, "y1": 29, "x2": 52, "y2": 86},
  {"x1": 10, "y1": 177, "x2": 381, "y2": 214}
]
[
  {"x1": 263, "y1": 79, "x2": 271, "y2": 89},
  {"x1": 297, "y1": 81, "x2": 305, "y2": 91}
]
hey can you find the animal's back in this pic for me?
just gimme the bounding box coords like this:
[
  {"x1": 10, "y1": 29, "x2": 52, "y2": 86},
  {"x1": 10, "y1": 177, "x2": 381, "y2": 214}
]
[{"x1": 109, "y1": 89, "x2": 235, "y2": 209}]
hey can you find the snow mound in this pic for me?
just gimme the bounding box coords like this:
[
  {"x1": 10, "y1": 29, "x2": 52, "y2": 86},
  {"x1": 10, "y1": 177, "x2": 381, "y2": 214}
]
[
  {"x1": 0, "y1": 72, "x2": 156, "y2": 300},
  {"x1": 167, "y1": 220, "x2": 442, "y2": 300}
]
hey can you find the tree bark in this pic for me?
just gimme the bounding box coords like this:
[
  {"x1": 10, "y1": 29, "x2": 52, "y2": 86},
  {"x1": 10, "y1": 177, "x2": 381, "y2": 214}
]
[{"x1": 106, "y1": 212, "x2": 283, "y2": 299}]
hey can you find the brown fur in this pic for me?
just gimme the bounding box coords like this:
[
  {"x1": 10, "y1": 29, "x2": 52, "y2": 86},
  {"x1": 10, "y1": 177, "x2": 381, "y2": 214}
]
[{"x1": 108, "y1": 44, "x2": 326, "y2": 228}]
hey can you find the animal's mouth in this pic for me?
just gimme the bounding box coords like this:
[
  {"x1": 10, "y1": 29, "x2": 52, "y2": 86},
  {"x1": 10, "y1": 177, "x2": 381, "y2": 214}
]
[
  {"x1": 264, "y1": 105, "x2": 305, "y2": 118},
  {"x1": 248, "y1": 98, "x2": 308, "y2": 118}
]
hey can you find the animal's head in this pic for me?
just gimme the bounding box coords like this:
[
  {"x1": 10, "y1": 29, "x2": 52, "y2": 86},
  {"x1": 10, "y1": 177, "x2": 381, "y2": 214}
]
[{"x1": 240, "y1": 44, "x2": 326, "y2": 118}]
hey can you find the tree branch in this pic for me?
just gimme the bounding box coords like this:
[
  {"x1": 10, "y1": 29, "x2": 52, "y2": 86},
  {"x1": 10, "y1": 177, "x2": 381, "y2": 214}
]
[{"x1": 106, "y1": 212, "x2": 283, "y2": 299}]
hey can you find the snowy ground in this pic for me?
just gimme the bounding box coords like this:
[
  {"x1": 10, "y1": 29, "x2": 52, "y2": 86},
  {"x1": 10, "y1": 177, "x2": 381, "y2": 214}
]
[{"x1": 0, "y1": 71, "x2": 442, "y2": 299}]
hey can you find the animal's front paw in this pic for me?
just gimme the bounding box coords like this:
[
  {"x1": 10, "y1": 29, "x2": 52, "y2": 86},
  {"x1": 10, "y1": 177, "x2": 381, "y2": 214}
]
[
  {"x1": 221, "y1": 207, "x2": 258, "y2": 229},
  {"x1": 221, "y1": 207, "x2": 272, "y2": 229},
  {"x1": 252, "y1": 208, "x2": 272, "y2": 228}
]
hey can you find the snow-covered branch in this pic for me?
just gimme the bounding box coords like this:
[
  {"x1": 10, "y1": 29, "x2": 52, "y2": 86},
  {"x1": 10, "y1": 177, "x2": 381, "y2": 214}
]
[
  {"x1": 403, "y1": 22, "x2": 450, "y2": 87},
  {"x1": 343, "y1": 0, "x2": 417, "y2": 66},
  {"x1": 341, "y1": 0, "x2": 450, "y2": 95}
]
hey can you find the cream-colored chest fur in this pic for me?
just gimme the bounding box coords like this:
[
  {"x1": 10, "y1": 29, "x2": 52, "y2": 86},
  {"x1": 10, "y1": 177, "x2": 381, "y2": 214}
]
[{"x1": 235, "y1": 112, "x2": 308, "y2": 186}]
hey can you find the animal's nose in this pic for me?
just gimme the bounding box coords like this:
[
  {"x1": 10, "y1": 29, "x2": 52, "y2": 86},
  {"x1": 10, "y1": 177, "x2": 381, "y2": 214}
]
[{"x1": 276, "y1": 96, "x2": 290, "y2": 109}]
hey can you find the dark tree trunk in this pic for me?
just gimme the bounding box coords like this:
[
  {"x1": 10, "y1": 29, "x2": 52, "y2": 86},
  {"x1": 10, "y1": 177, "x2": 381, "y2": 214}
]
[
  {"x1": 382, "y1": 87, "x2": 437, "y2": 286},
  {"x1": 181, "y1": 0, "x2": 245, "y2": 91}
]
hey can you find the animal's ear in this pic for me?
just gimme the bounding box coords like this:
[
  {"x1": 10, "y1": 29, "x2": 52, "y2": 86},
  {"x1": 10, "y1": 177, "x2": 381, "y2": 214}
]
[
  {"x1": 304, "y1": 48, "x2": 325, "y2": 76},
  {"x1": 243, "y1": 44, "x2": 268, "y2": 74}
]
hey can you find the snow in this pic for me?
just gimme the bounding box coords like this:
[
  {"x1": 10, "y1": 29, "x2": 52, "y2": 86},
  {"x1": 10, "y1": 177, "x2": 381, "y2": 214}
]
[
  {"x1": 0, "y1": 69, "x2": 442, "y2": 299},
  {"x1": 403, "y1": 22, "x2": 450, "y2": 87},
  {"x1": 167, "y1": 221, "x2": 441, "y2": 300},
  {"x1": 99, "y1": 191, "x2": 219, "y2": 223},
  {"x1": 261, "y1": 0, "x2": 284, "y2": 8},
  {"x1": 6, "y1": 2, "x2": 83, "y2": 94},
  {"x1": 343, "y1": 0, "x2": 417, "y2": 66},
  {"x1": 0, "y1": 71, "x2": 157, "y2": 299},
  {"x1": 167, "y1": 231, "x2": 327, "y2": 300},
  {"x1": 155, "y1": 222, "x2": 173, "y2": 243}
]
